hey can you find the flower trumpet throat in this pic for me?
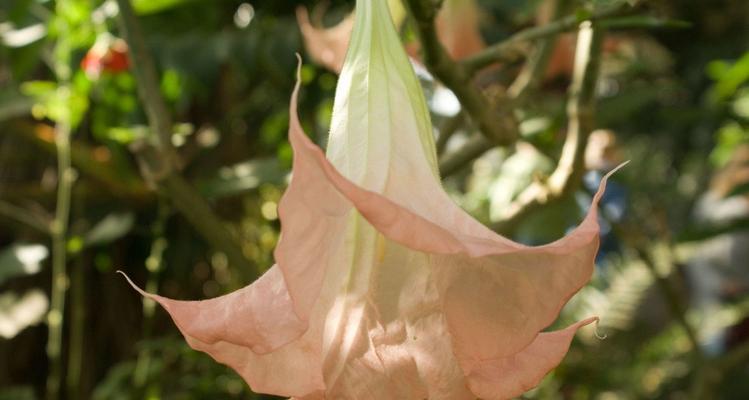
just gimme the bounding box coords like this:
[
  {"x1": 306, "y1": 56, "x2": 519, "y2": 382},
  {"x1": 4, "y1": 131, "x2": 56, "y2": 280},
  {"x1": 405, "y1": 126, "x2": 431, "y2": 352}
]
[{"x1": 123, "y1": 1, "x2": 621, "y2": 398}]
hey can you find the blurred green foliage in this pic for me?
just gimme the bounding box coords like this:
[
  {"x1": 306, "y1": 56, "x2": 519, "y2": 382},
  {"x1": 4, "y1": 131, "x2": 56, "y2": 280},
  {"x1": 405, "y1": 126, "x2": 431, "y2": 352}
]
[{"x1": 1, "y1": 0, "x2": 749, "y2": 399}]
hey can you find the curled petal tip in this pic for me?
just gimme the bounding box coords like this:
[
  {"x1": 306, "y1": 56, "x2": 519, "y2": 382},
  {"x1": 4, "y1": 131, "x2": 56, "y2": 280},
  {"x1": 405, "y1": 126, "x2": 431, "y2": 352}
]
[
  {"x1": 589, "y1": 316, "x2": 608, "y2": 340},
  {"x1": 116, "y1": 270, "x2": 151, "y2": 298},
  {"x1": 607, "y1": 160, "x2": 630, "y2": 176},
  {"x1": 593, "y1": 161, "x2": 630, "y2": 204}
]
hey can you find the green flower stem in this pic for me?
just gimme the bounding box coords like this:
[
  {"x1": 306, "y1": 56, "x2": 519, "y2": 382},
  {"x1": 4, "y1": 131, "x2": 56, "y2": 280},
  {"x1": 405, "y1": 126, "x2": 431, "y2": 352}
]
[{"x1": 47, "y1": 117, "x2": 73, "y2": 400}]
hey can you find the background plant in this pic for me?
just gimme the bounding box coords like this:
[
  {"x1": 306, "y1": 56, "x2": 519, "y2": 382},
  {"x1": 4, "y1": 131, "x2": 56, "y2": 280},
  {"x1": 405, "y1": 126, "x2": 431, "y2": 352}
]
[{"x1": 0, "y1": 0, "x2": 748, "y2": 399}]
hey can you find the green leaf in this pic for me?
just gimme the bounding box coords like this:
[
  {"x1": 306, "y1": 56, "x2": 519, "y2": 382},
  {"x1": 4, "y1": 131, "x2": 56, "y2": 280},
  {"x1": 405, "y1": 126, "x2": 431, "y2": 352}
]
[
  {"x1": 20, "y1": 80, "x2": 57, "y2": 97},
  {"x1": 733, "y1": 88, "x2": 749, "y2": 119},
  {"x1": 132, "y1": 0, "x2": 199, "y2": 15},
  {"x1": 0, "y1": 289, "x2": 49, "y2": 339},
  {"x1": 0, "y1": 243, "x2": 48, "y2": 285},
  {"x1": 198, "y1": 158, "x2": 287, "y2": 199},
  {"x1": 710, "y1": 121, "x2": 749, "y2": 167},
  {"x1": 0, "y1": 23, "x2": 46, "y2": 47},
  {"x1": 727, "y1": 181, "x2": 749, "y2": 198},
  {"x1": 21, "y1": 81, "x2": 90, "y2": 128},
  {"x1": 0, "y1": 88, "x2": 33, "y2": 122},
  {"x1": 83, "y1": 212, "x2": 135, "y2": 248},
  {"x1": 105, "y1": 125, "x2": 149, "y2": 144},
  {"x1": 709, "y1": 52, "x2": 749, "y2": 100},
  {"x1": 0, "y1": 386, "x2": 36, "y2": 400},
  {"x1": 677, "y1": 217, "x2": 749, "y2": 242}
]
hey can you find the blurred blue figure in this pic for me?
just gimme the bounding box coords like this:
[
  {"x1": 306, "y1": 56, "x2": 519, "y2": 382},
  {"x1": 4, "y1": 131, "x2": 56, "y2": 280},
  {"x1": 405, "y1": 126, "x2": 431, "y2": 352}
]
[{"x1": 580, "y1": 130, "x2": 628, "y2": 263}]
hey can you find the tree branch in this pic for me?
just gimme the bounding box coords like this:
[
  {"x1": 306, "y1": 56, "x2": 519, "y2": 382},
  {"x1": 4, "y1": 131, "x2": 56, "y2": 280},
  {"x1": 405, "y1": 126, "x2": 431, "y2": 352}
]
[
  {"x1": 435, "y1": 112, "x2": 465, "y2": 155},
  {"x1": 439, "y1": 135, "x2": 493, "y2": 178},
  {"x1": 633, "y1": 245, "x2": 704, "y2": 360},
  {"x1": 435, "y1": 0, "x2": 587, "y2": 177},
  {"x1": 508, "y1": 0, "x2": 567, "y2": 99},
  {"x1": 463, "y1": 2, "x2": 629, "y2": 74},
  {"x1": 115, "y1": 0, "x2": 256, "y2": 274},
  {"x1": 492, "y1": 21, "x2": 603, "y2": 234},
  {"x1": 0, "y1": 200, "x2": 51, "y2": 234},
  {"x1": 405, "y1": 0, "x2": 518, "y2": 147}
]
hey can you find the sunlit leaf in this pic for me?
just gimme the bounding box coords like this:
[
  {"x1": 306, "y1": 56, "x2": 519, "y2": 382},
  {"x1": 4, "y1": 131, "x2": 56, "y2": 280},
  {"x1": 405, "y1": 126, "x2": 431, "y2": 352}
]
[
  {"x1": 708, "y1": 52, "x2": 749, "y2": 100},
  {"x1": 199, "y1": 158, "x2": 286, "y2": 199},
  {"x1": 0, "y1": 23, "x2": 46, "y2": 47},
  {"x1": 132, "y1": 0, "x2": 199, "y2": 15},
  {"x1": 0, "y1": 289, "x2": 49, "y2": 339},
  {"x1": 0, "y1": 88, "x2": 33, "y2": 121},
  {"x1": 0, "y1": 243, "x2": 48, "y2": 285},
  {"x1": 84, "y1": 212, "x2": 135, "y2": 248}
]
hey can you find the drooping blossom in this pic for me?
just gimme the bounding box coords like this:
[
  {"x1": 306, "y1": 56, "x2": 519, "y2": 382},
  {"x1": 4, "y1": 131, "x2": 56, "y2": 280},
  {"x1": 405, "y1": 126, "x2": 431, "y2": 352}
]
[
  {"x1": 124, "y1": 0, "x2": 617, "y2": 398},
  {"x1": 297, "y1": 0, "x2": 485, "y2": 73}
]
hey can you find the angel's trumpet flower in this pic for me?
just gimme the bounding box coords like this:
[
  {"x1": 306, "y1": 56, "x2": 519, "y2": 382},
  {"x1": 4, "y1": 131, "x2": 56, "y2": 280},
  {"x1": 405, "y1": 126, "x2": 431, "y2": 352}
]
[{"x1": 124, "y1": 1, "x2": 617, "y2": 398}]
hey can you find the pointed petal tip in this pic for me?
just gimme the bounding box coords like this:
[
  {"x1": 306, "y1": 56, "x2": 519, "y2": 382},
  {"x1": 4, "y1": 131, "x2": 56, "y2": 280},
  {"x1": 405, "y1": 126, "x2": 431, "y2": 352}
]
[
  {"x1": 116, "y1": 270, "x2": 146, "y2": 296},
  {"x1": 572, "y1": 316, "x2": 607, "y2": 339},
  {"x1": 116, "y1": 270, "x2": 162, "y2": 304},
  {"x1": 590, "y1": 160, "x2": 629, "y2": 210},
  {"x1": 466, "y1": 316, "x2": 602, "y2": 399},
  {"x1": 605, "y1": 160, "x2": 630, "y2": 178}
]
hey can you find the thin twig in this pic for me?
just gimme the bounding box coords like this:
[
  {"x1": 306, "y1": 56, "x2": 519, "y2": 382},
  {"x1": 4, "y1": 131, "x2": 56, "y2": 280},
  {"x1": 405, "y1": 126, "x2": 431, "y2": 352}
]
[
  {"x1": 405, "y1": 0, "x2": 519, "y2": 147},
  {"x1": 115, "y1": 0, "x2": 256, "y2": 274},
  {"x1": 508, "y1": 0, "x2": 567, "y2": 100},
  {"x1": 493, "y1": 21, "x2": 603, "y2": 234},
  {"x1": 46, "y1": 105, "x2": 74, "y2": 400},
  {"x1": 436, "y1": 0, "x2": 574, "y2": 177},
  {"x1": 0, "y1": 200, "x2": 51, "y2": 234},
  {"x1": 435, "y1": 113, "x2": 465, "y2": 155},
  {"x1": 633, "y1": 245, "x2": 704, "y2": 359},
  {"x1": 7, "y1": 120, "x2": 149, "y2": 202},
  {"x1": 688, "y1": 283, "x2": 749, "y2": 398},
  {"x1": 115, "y1": 0, "x2": 175, "y2": 162},
  {"x1": 45, "y1": 5, "x2": 76, "y2": 394},
  {"x1": 462, "y1": 2, "x2": 629, "y2": 74},
  {"x1": 439, "y1": 135, "x2": 493, "y2": 178}
]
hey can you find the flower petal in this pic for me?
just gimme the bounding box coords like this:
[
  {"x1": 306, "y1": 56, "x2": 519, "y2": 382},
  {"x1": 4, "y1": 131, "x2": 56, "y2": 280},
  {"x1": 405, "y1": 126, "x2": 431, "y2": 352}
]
[
  {"x1": 119, "y1": 267, "x2": 325, "y2": 397},
  {"x1": 465, "y1": 317, "x2": 599, "y2": 400},
  {"x1": 288, "y1": 61, "x2": 622, "y2": 389}
]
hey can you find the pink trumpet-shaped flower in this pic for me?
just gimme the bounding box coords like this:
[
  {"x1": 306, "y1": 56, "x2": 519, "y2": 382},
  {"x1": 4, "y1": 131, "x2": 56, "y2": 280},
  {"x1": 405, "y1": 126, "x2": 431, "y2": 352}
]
[{"x1": 124, "y1": 1, "x2": 616, "y2": 398}]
